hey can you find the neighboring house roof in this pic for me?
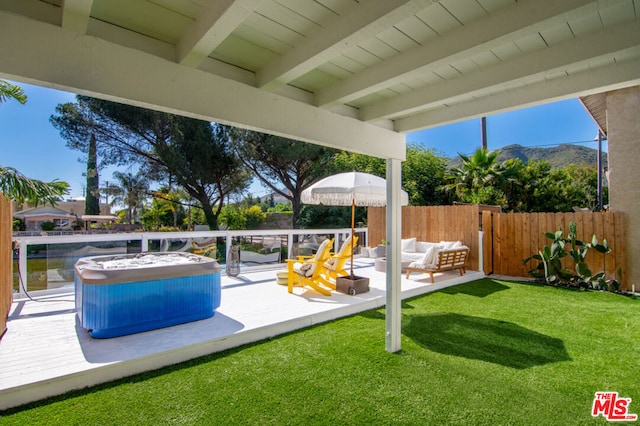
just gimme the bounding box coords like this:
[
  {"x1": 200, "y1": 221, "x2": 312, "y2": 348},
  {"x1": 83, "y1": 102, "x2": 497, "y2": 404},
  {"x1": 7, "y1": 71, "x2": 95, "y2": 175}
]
[
  {"x1": 80, "y1": 215, "x2": 119, "y2": 222},
  {"x1": 13, "y1": 206, "x2": 76, "y2": 219}
]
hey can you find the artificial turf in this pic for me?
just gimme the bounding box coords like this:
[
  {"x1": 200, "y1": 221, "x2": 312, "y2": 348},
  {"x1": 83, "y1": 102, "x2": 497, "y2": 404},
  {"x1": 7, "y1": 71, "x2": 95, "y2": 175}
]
[{"x1": 1, "y1": 279, "x2": 638, "y2": 425}]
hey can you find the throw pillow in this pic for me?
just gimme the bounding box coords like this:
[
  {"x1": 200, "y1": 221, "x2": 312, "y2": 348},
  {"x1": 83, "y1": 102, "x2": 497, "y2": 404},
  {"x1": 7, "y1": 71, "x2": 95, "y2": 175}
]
[{"x1": 401, "y1": 238, "x2": 416, "y2": 252}]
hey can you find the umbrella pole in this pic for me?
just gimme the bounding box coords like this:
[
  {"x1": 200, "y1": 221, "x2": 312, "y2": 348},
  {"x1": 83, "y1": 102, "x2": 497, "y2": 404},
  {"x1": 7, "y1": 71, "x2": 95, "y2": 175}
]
[{"x1": 350, "y1": 199, "x2": 355, "y2": 277}]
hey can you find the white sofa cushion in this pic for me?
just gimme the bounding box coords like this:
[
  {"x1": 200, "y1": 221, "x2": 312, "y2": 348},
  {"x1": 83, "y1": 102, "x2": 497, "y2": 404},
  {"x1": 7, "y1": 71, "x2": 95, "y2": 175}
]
[
  {"x1": 408, "y1": 244, "x2": 443, "y2": 269},
  {"x1": 401, "y1": 238, "x2": 416, "y2": 252},
  {"x1": 440, "y1": 240, "x2": 463, "y2": 250},
  {"x1": 402, "y1": 252, "x2": 424, "y2": 263}
]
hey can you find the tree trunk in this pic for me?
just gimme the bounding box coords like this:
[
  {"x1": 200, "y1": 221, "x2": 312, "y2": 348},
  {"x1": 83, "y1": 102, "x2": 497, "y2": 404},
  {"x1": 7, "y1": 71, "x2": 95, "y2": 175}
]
[
  {"x1": 291, "y1": 194, "x2": 302, "y2": 229},
  {"x1": 200, "y1": 198, "x2": 218, "y2": 230}
]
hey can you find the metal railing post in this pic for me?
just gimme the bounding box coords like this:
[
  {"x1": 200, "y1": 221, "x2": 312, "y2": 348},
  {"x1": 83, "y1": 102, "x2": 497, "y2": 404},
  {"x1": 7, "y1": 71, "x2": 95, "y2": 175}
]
[
  {"x1": 287, "y1": 232, "x2": 293, "y2": 260},
  {"x1": 141, "y1": 234, "x2": 149, "y2": 252},
  {"x1": 19, "y1": 240, "x2": 28, "y2": 298}
]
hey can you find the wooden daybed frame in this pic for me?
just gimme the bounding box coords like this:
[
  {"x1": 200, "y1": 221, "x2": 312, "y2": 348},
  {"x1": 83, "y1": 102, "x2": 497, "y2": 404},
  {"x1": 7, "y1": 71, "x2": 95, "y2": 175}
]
[{"x1": 405, "y1": 248, "x2": 470, "y2": 282}]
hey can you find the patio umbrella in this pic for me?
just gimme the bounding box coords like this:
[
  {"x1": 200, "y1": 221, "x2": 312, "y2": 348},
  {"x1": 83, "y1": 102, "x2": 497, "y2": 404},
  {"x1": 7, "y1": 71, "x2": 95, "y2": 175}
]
[{"x1": 301, "y1": 171, "x2": 409, "y2": 277}]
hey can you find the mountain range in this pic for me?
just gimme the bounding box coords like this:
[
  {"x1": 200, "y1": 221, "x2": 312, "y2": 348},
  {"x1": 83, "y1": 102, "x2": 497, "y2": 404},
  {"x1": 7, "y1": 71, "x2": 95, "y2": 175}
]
[{"x1": 448, "y1": 144, "x2": 607, "y2": 169}]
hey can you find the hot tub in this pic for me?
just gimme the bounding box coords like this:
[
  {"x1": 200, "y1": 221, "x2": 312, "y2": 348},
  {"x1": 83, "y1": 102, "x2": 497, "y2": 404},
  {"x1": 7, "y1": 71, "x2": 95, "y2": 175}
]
[{"x1": 74, "y1": 252, "x2": 221, "y2": 338}]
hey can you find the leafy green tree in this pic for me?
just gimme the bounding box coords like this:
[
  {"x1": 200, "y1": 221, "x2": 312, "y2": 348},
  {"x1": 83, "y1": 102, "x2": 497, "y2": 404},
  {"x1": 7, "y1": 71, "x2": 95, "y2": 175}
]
[
  {"x1": 331, "y1": 151, "x2": 386, "y2": 176},
  {"x1": 502, "y1": 159, "x2": 604, "y2": 213},
  {"x1": 273, "y1": 202, "x2": 292, "y2": 213},
  {"x1": 244, "y1": 205, "x2": 266, "y2": 229},
  {"x1": 109, "y1": 171, "x2": 149, "y2": 224},
  {"x1": 402, "y1": 145, "x2": 451, "y2": 205},
  {"x1": 156, "y1": 189, "x2": 187, "y2": 228},
  {"x1": 84, "y1": 134, "x2": 100, "y2": 215},
  {"x1": 141, "y1": 189, "x2": 187, "y2": 230},
  {"x1": 51, "y1": 96, "x2": 250, "y2": 229},
  {"x1": 218, "y1": 205, "x2": 246, "y2": 230},
  {"x1": 0, "y1": 80, "x2": 26, "y2": 104},
  {"x1": 157, "y1": 119, "x2": 251, "y2": 229},
  {"x1": 298, "y1": 204, "x2": 362, "y2": 229},
  {"x1": 443, "y1": 148, "x2": 512, "y2": 206},
  {"x1": 331, "y1": 146, "x2": 452, "y2": 206},
  {"x1": 223, "y1": 126, "x2": 338, "y2": 228},
  {"x1": 502, "y1": 159, "x2": 549, "y2": 212},
  {"x1": 0, "y1": 166, "x2": 69, "y2": 205},
  {"x1": 1, "y1": 80, "x2": 69, "y2": 204}
]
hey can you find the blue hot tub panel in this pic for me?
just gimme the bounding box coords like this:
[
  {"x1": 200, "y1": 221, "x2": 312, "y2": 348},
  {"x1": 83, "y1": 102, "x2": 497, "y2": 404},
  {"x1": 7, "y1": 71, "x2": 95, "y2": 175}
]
[{"x1": 74, "y1": 253, "x2": 221, "y2": 338}]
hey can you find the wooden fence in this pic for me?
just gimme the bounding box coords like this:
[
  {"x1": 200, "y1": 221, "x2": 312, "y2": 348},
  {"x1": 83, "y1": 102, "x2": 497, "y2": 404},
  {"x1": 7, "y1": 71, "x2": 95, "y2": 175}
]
[
  {"x1": 489, "y1": 211, "x2": 625, "y2": 284},
  {"x1": 368, "y1": 205, "x2": 501, "y2": 273},
  {"x1": 0, "y1": 194, "x2": 12, "y2": 340},
  {"x1": 368, "y1": 206, "x2": 627, "y2": 289}
]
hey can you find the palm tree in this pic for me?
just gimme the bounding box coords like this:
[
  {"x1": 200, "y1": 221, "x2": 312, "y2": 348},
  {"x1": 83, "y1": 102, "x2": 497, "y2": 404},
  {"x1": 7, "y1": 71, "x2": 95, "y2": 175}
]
[
  {"x1": 0, "y1": 80, "x2": 69, "y2": 204},
  {"x1": 110, "y1": 171, "x2": 149, "y2": 224},
  {"x1": 0, "y1": 80, "x2": 26, "y2": 105},
  {"x1": 443, "y1": 148, "x2": 510, "y2": 204}
]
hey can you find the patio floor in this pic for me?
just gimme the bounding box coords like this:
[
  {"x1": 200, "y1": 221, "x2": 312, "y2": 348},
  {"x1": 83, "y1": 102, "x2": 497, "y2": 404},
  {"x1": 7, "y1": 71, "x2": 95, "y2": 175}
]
[{"x1": 0, "y1": 257, "x2": 483, "y2": 410}]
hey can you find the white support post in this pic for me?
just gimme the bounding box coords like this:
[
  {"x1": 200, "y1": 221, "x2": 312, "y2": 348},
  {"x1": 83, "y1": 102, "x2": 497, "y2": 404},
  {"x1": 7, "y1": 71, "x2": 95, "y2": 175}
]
[
  {"x1": 385, "y1": 158, "x2": 403, "y2": 353},
  {"x1": 141, "y1": 236, "x2": 149, "y2": 252}
]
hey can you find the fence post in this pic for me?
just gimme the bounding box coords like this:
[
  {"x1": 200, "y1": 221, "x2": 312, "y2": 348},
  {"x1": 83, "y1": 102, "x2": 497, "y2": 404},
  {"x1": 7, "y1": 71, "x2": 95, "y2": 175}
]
[
  {"x1": 481, "y1": 211, "x2": 494, "y2": 275},
  {"x1": 478, "y1": 230, "x2": 484, "y2": 275}
]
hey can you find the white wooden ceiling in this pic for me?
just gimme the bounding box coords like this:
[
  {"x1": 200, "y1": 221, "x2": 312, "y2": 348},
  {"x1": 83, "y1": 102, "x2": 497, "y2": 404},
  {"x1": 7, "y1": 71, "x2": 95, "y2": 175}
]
[{"x1": 1, "y1": 0, "x2": 639, "y2": 159}]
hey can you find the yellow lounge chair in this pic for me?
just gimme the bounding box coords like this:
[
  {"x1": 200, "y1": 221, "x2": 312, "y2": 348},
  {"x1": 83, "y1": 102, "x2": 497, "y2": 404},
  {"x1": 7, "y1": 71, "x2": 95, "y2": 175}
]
[
  {"x1": 319, "y1": 235, "x2": 359, "y2": 286},
  {"x1": 286, "y1": 238, "x2": 334, "y2": 296}
]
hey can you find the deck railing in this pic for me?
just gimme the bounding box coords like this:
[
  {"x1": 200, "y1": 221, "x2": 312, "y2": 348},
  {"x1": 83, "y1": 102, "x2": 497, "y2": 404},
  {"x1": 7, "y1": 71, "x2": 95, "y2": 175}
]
[{"x1": 12, "y1": 228, "x2": 368, "y2": 298}]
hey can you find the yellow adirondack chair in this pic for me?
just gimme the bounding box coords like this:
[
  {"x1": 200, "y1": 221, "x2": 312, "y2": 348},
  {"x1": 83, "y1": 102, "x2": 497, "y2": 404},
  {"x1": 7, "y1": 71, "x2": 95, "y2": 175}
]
[
  {"x1": 286, "y1": 238, "x2": 334, "y2": 296},
  {"x1": 319, "y1": 235, "x2": 359, "y2": 287}
]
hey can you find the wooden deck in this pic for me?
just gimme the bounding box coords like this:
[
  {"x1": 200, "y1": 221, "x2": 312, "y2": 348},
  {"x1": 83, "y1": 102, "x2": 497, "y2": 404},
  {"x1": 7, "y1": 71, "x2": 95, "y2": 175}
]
[{"x1": 0, "y1": 258, "x2": 483, "y2": 410}]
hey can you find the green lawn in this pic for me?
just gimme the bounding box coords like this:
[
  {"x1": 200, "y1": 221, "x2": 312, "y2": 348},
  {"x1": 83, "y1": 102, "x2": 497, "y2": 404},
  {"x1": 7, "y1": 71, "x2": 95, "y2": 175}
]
[{"x1": 1, "y1": 279, "x2": 639, "y2": 425}]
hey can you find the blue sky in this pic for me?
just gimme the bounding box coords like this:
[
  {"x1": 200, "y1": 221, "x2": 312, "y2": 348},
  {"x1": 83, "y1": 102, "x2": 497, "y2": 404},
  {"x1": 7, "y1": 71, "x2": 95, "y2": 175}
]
[{"x1": 1, "y1": 81, "x2": 601, "y2": 199}]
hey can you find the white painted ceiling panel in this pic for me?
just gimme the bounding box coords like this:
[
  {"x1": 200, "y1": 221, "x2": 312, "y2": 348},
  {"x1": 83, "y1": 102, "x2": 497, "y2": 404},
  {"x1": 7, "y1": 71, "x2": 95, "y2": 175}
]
[
  {"x1": 315, "y1": 0, "x2": 356, "y2": 16},
  {"x1": 342, "y1": 48, "x2": 382, "y2": 69},
  {"x1": 393, "y1": 15, "x2": 438, "y2": 45},
  {"x1": 415, "y1": 3, "x2": 461, "y2": 36},
  {"x1": 599, "y1": 1, "x2": 637, "y2": 27},
  {"x1": 2, "y1": 0, "x2": 638, "y2": 138},
  {"x1": 477, "y1": 0, "x2": 516, "y2": 14},
  {"x1": 358, "y1": 37, "x2": 400, "y2": 61},
  {"x1": 513, "y1": 34, "x2": 547, "y2": 54},
  {"x1": 539, "y1": 23, "x2": 574, "y2": 46},
  {"x1": 148, "y1": 0, "x2": 202, "y2": 18},
  {"x1": 327, "y1": 55, "x2": 366, "y2": 74},
  {"x1": 439, "y1": 0, "x2": 487, "y2": 24},
  {"x1": 432, "y1": 65, "x2": 462, "y2": 80},
  {"x1": 242, "y1": 13, "x2": 305, "y2": 48},
  {"x1": 469, "y1": 51, "x2": 501, "y2": 67},
  {"x1": 272, "y1": 0, "x2": 337, "y2": 26},
  {"x1": 257, "y1": 0, "x2": 320, "y2": 36},
  {"x1": 92, "y1": 0, "x2": 189, "y2": 44},
  {"x1": 290, "y1": 69, "x2": 336, "y2": 92},
  {"x1": 209, "y1": 34, "x2": 277, "y2": 71},
  {"x1": 450, "y1": 58, "x2": 480, "y2": 74},
  {"x1": 491, "y1": 42, "x2": 521, "y2": 61},
  {"x1": 316, "y1": 62, "x2": 352, "y2": 80},
  {"x1": 567, "y1": 13, "x2": 604, "y2": 36},
  {"x1": 376, "y1": 27, "x2": 419, "y2": 52}
]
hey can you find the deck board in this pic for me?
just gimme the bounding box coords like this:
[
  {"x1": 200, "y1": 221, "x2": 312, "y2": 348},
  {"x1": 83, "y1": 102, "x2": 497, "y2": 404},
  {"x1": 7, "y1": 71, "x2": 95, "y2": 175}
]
[{"x1": 0, "y1": 258, "x2": 483, "y2": 410}]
